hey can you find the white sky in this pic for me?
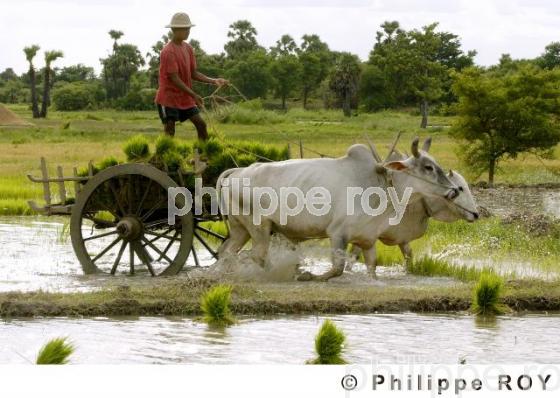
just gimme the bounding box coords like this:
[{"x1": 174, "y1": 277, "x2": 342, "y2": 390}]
[{"x1": 1, "y1": 0, "x2": 559, "y2": 75}]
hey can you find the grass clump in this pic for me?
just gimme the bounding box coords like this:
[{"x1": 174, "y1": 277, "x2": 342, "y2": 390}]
[
  {"x1": 200, "y1": 284, "x2": 236, "y2": 327},
  {"x1": 36, "y1": 337, "x2": 75, "y2": 364},
  {"x1": 97, "y1": 156, "x2": 119, "y2": 170},
  {"x1": 471, "y1": 272, "x2": 508, "y2": 315},
  {"x1": 407, "y1": 256, "x2": 499, "y2": 282},
  {"x1": 307, "y1": 319, "x2": 347, "y2": 364},
  {"x1": 123, "y1": 135, "x2": 150, "y2": 161}
]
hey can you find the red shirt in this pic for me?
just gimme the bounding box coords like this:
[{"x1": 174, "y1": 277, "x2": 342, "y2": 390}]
[{"x1": 155, "y1": 41, "x2": 197, "y2": 109}]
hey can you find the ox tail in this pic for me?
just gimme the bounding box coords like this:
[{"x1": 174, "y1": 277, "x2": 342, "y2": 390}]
[{"x1": 216, "y1": 167, "x2": 245, "y2": 237}]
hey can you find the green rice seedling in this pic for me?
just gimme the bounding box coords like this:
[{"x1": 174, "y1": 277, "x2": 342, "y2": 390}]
[
  {"x1": 154, "y1": 135, "x2": 177, "y2": 157},
  {"x1": 176, "y1": 142, "x2": 192, "y2": 158},
  {"x1": 307, "y1": 319, "x2": 347, "y2": 364},
  {"x1": 471, "y1": 272, "x2": 508, "y2": 315},
  {"x1": 407, "y1": 256, "x2": 498, "y2": 282},
  {"x1": 123, "y1": 135, "x2": 150, "y2": 161},
  {"x1": 200, "y1": 284, "x2": 236, "y2": 327},
  {"x1": 162, "y1": 151, "x2": 184, "y2": 171},
  {"x1": 96, "y1": 156, "x2": 119, "y2": 170},
  {"x1": 36, "y1": 337, "x2": 75, "y2": 365}
]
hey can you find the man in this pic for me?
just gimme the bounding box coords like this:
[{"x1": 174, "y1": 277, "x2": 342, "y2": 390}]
[{"x1": 155, "y1": 12, "x2": 228, "y2": 139}]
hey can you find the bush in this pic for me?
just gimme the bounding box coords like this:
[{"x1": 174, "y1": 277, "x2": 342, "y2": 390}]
[
  {"x1": 52, "y1": 82, "x2": 98, "y2": 111},
  {"x1": 115, "y1": 88, "x2": 157, "y2": 111}
]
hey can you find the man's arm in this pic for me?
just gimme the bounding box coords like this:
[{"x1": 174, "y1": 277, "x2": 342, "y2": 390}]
[
  {"x1": 169, "y1": 72, "x2": 204, "y2": 108},
  {"x1": 193, "y1": 71, "x2": 229, "y2": 87}
]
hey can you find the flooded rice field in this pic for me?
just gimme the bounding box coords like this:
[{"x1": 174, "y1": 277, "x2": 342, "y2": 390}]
[
  {"x1": 0, "y1": 187, "x2": 558, "y2": 292},
  {"x1": 1, "y1": 313, "x2": 559, "y2": 364},
  {"x1": 0, "y1": 216, "x2": 457, "y2": 292}
]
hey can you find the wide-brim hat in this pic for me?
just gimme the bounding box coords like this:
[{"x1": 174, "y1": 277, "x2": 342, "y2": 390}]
[{"x1": 166, "y1": 12, "x2": 195, "y2": 28}]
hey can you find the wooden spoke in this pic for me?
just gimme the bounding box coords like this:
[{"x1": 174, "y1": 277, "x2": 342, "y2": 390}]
[
  {"x1": 91, "y1": 236, "x2": 122, "y2": 264},
  {"x1": 108, "y1": 179, "x2": 126, "y2": 217},
  {"x1": 141, "y1": 196, "x2": 166, "y2": 222},
  {"x1": 131, "y1": 241, "x2": 155, "y2": 276},
  {"x1": 83, "y1": 229, "x2": 118, "y2": 242},
  {"x1": 135, "y1": 179, "x2": 153, "y2": 215},
  {"x1": 195, "y1": 224, "x2": 227, "y2": 241},
  {"x1": 111, "y1": 241, "x2": 128, "y2": 275},
  {"x1": 194, "y1": 230, "x2": 218, "y2": 259},
  {"x1": 142, "y1": 237, "x2": 174, "y2": 264},
  {"x1": 129, "y1": 245, "x2": 135, "y2": 275},
  {"x1": 191, "y1": 245, "x2": 200, "y2": 267}
]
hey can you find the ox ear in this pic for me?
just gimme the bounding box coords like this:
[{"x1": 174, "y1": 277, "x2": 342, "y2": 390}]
[
  {"x1": 422, "y1": 137, "x2": 432, "y2": 153},
  {"x1": 411, "y1": 137, "x2": 420, "y2": 158},
  {"x1": 448, "y1": 169, "x2": 454, "y2": 177},
  {"x1": 384, "y1": 160, "x2": 409, "y2": 171}
]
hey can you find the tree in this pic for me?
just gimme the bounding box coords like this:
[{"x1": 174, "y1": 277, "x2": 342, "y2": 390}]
[
  {"x1": 225, "y1": 49, "x2": 272, "y2": 99},
  {"x1": 362, "y1": 21, "x2": 474, "y2": 125},
  {"x1": 100, "y1": 31, "x2": 145, "y2": 100},
  {"x1": 451, "y1": 66, "x2": 560, "y2": 185},
  {"x1": 40, "y1": 50, "x2": 63, "y2": 117},
  {"x1": 224, "y1": 20, "x2": 261, "y2": 59},
  {"x1": 55, "y1": 64, "x2": 95, "y2": 83},
  {"x1": 0, "y1": 68, "x2": 18, "y2": 82},
  {"x1": 270, "y1": 34, "x2": 298, "y2": 57},
  {"x1": 298, "y1": 34, "x2": 331, "y2": 109},
  {"x1": 23, "y1": 44, "x2": 41, "y2": 118},
  {"x1": 270, "y1": 53, "x2": 302, "y2": 109},
  {"x1": 537, "y1": 42, "x2": 560, "y2": 70},
  {"x1": 109, "y1": 30, "x2": 124, "y2": 51},
  {"x1": 328, "y1": 52, "x2": 361, "y2": 117}
]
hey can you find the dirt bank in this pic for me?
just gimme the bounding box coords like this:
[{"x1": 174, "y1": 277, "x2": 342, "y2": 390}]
[{"x1": 1, "y1": 278, "x2": 559, "y2": 317}]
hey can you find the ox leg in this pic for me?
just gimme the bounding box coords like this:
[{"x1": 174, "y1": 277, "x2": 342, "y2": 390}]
[
  {"x1": 297, "y1": 237, "x2": 347, "y2": 282},
  {"x1": 218, "y1": 217, "x2": 250, "y2": 257},
  {"x1": 246, "y1": 221, "x2": 272, "y2": 267},
  {"x1": 399, "y1": 242, "x2": 413, "y2": 266},
  {"x1": 362, "y1": 245, "x2": 377, "y2": 278}
]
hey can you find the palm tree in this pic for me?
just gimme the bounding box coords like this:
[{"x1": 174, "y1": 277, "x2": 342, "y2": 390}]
[
  {"x1": 109, "y1": 30, "x2": 124, "y2": 52},
  {"x1": 40, "y1": 50, "x2": 64, "y2": 117},
  {"x1": 23, "y1": 45, "x2": 41, "y2": 118}
]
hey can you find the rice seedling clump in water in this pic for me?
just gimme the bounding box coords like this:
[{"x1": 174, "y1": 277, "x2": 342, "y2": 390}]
[
  {"x1": 471, "y1": 272, "x2": 508, "y2": 315},
  {"x1": 200, "y1": 284, "x2": 236, "y2": 327},
  {"x1": 307, "y1": 319, "x2": 347, "y2": 364},
  {"x1": 36, "y1": 337, "x2": 75, "y2": 364}
]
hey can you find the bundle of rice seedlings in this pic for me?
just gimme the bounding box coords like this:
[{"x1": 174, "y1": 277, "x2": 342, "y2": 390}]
[
  {"x1": 154, "y1": 135, "x2": 177, "y2": 157},
  {"x1": 307, "y1": 319, "x2": 347, "y2": 364},
  {"x1": 36, "y1": 337, "x2": 75, "y2": 365},
  {"x1": 176, "y1": 142, "x2": 192, "y2": 158},
  {"x1": 200, "y1": 284, "x2": 236, "y2": 327},
  {"x1": 162, "y1": 151, "x2": 184, "y2": 171},
  {"x1": 471, "y1": 272, "x2": 508, "y2": 315},
  {"x1": 123, "y1": 135, "x2": 150, "y2": 161},
  {"x1": 97, "y1": 156, "x2": 119, "y2": 170}
]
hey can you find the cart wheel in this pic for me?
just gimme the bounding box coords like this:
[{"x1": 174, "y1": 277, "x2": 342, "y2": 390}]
[
  {"x1": 70, "y1": 163, "x2": 193, "y2": 276},
  {"x1": 187, "y1": 215, "x2": 228, "y2": 268}
]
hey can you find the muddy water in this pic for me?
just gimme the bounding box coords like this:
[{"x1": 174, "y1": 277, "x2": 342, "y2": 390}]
[
  {"x1": 472, "y1": 187, "x2": 560, "y2": 218},
  {"x1": 0, "y1": 216, "x2": 457, "y2": 292},
  {"x1": 1, "y1": 313, "x2": 559, "y2": 364}
]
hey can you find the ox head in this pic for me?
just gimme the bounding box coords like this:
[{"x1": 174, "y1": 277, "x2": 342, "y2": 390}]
[
  {"x1": 384, "y1": 137, "x2": 460, "y2": 201},
  {"x1": 427, "y1": 170, "x2": 480, "y2": 222}
]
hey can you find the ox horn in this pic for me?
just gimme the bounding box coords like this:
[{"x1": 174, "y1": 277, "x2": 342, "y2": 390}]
[
  {"x1": 363, "y1": 133, "x2": 382, "y2": 163},
  {"x1": 411, "y1": 137, "x2": 420, "y2": 158},
  {"x1": 448, "y1": 169, "x2": 454, "y2": 177},
  {"x1": 384, "y1": 131, "x2": 402, "y2": 162},
  {"x1": 422, "y1": 137, "x2": 432, "y2": 153}
]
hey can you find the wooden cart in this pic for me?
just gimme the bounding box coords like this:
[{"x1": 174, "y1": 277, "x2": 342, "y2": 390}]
[{"x1": 27, "y1": 156, "x2": 226, "y2": 276}]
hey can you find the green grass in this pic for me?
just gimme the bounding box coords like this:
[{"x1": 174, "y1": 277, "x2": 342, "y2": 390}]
[
  {"x1": 307, "y1": 319, "x2": 347, "y2": 365},
  {"x1": 36, "y1": 337, "x2": 75, "y2": 365},
  {"x1": 123, "y1": 135, "x2": 151, "y2": 161},
  {"x1": 471, "y1": 272, "x2": 509, "y2": 315},
  {"x1": 200, "y1": 284, "x2": 236, "y2": 327}
]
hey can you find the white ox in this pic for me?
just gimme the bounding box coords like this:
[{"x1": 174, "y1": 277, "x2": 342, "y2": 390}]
[
  {"x1": 354, "y1": 152, "x2": 479, "y2": 264},
  {"x1": 217, "y1": 137, "x2": 460, "y2": 281}
]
